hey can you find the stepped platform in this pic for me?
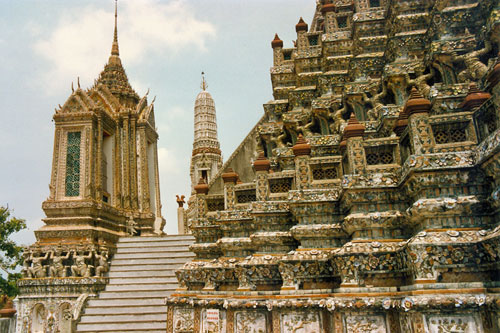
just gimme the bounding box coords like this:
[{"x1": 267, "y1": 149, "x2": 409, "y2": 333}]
[{"x1": 76, "y1": 235, "x2": 194, "y2": 333}]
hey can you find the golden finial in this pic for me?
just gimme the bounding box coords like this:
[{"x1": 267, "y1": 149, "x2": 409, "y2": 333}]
[
  {"x1": 77, "y1": 77, "x2": 80, "y2": 89},
  {"x1": 201, "y1": 71, "x2": 208, "y2": 91},
  {"x1": 111, "y1": 0, "x2": 119, "y2": 56}
]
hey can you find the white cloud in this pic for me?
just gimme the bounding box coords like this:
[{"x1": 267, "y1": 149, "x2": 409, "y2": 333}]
[
  {"x1": 156, "y1": 105, "x2": 190, "y2": 132},
  {"x1": 168, "y1": 106, "x2": 188, "y2": 119},
  {"x1": 158, "y1": 147, "x2": 181, "y2": 177},
  {"x1": 33, "y1": 0, "x2": 216, "y2": 95},
  {"x1": 129, "y1": 79, "x2": 149, "y2": 97}
]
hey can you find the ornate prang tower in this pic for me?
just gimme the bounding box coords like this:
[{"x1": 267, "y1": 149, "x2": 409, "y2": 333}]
[
  {"x1": 182, "y1": 74, "x2": 222, "y2": 234},
  {"x1": 190, "y1": 73, "x2": 223, "y2": 193},
  {"x1": 171, "y1": 1, "x2": 500, "y2": 332},
  {"x1": 16, "y1": 3, "x2": 165, "y2": 332}
]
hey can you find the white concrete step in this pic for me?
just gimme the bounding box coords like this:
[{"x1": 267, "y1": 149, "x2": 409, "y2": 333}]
[
  {"x1": 109, "y1": 262, "x2": 185, "y2": 271},
  {"x1": 80, "y1": 313, "x2": 165, "y2": 323},
  {"x1": 97, "y1": 289, "x2": 175, "y2": 299},
  {"x1": 116, "y1": 245, "x2": 191, "y2": 253},
  {"x1": 107, "y1": 276, "x2": 177, "y2": 284},
  {"x1": 87, "y1": 297, "x2": 166, "y2": 307},
  {"x1": 113, "y1": 251, "x2": 193, "y2": 259},
  {"x1": 118, "y1": 237, "x2": 194, "y2": 243},
  {"x1": 119, "y1": 235, "x2": 194, "y2": 242},
  {"x1": 77, "y1": 321, "x2": 165, "y2": 331},
  {"x1": 106, "y1": 283, "x2": 178, "y2": 291},
  {"x1": 78, "y1": 330, "x2": 164, "y2": 333},
  {"x1": 110, "y1": 257, "x2": 193, "y2": 265},
  {"x1": 84, "y1": 305, "x2": 166, "y2": 315},
  {"x1": 108, "y1": 270, "x2": 175, "y2": 278}
]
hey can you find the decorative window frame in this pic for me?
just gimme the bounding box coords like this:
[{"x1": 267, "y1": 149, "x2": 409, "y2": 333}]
[
  {"x1": 267, "y1": 170, "x2": 295, "y2": 199},
  {"x1": 430, "y1": 114, "x2": 476, "y2": 150},
  {"x1": 206, "y1": 195, "x2": 225, "y2": 212},
  {"x1": 309, "y1": 156, "x2": 342, "y2": 185},
  {"x1": 363, "y1": 138, "x2": 400, "y2": 170},
  {"x1": 365, "y1": 145, "x2": 395, "y2": 166},
  {"x1": 56, "y1": 125, "x2": 87, "y2": 200}
]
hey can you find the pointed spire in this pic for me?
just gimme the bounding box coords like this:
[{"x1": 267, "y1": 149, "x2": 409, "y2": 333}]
[
  {"x1": 296, "y1": 17, "x2": 308, "y2": 33},
  {"x1": 222, "y1": 168, "x2": 239, "y2": 183},
  {"x1": 292, "y1": 134, "x2": 311, "y2": 156},
  {"x1": 194, "y1": 177, "x2": 209, "y2": 194},
  {"x1": 271, "y1": 33, "x2": 283, "y2": 49},
  {"x1": 459, "y1": 83, "x2": 491, "y2": 111},
  {"x1": 111, "y1": 0, "x2": 119, "y2": 56},
  {"x1": 95, "y1": 0, "x2": 139, "y2": 105},
  {"x1": 404, "y1": 86, "x2": 431, "y2": 116},
  {"x1": 321, "y1": 1, "x2": 336, "y2": 13},
  {"x1": 201, "y1": 72, "x2": 207, "y2": 91},
  {"x1": 342, "y1": 112, "x2": 365, "y2": 139},
  {"x1": 253, "y1": 151, "x2": 271, "y2": 171}
]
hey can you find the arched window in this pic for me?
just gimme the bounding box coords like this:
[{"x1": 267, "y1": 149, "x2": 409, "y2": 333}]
[
  {"x1": 31, "y1": 304, "x2": 46, "y2": 333},
  {"x1": 58, "y1": 303, "x2": 73, "y2": 333}
]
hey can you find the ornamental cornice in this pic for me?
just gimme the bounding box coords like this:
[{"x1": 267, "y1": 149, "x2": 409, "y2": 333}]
[
  {"x1": 250, "y1": 201, "x2": 290, "y2": 213},
  {"x1": 343, "y1": 211, "x2": 406, "y2": 234},
  {"x1": 167, "y1": 293, "x2": 497, "y2": 312},
  {"x1": 250, "y1": 232, "x2": 294, "y2": 245},
  {"x1": 342, "y1": 172, "x2": 400, "y2": 189},
  {"x1": 216, "y1": 237, "x2": 254, "y2": 251},
  {"x1": 334, "y1": 240, "x2": 406, "y2": 255},
  {"x1": 290, "y1": 224, "x2": 346, "y2": 239},
  {"x1": 288, "y1": 188, "x2": 341, "y2": 202},
  {"x1": 406, "y1": 195, "x2": 482, "y2": 219},
  {"x1": 400, "y1": 152, "x2": 476, "y2": 180}
]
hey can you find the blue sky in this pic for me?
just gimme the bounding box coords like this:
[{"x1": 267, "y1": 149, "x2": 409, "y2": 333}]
[{"x1": 0, "y1": 0, "x2": 315, "y2": 242}]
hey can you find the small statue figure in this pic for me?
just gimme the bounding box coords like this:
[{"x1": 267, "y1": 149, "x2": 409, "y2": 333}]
[
  {"x1": 329, "y1": 104, "x2": 347, "y2": 135},
  {"x1": 453, "y1": 41, "x2": 492, "y2": 82},
  {"x1": 362, "y1": 81, "x2": 387, "y2": 121},
  {"x1": 21, "y1": 252, "x2": 31, "y2": 278},
  {"x1": 176, "y1": 195, "x2": 186, "y2": 208},
  {"x1": 49, "y1": 248, "x2": 70, "y2": 278},
  {"x1": 126, "y1": 216, "x2": 138, "y2": 235},
  {"x1": 27, "y1": 249, "x2": 49, "y2": 278},
  {"x1": 94, "y1": 250, "x2": 110, "y2": 277},
  {"x1": 71, "y1": 250, "x2": 93, "y2": 277},
  {"x1": 272, "y1": 131, "x2": 288, "y2": 148},
  {"x1": 297, "y1": 116, "x2": 316, "y2": 136},
  {"x1": 387, "y1": 76, "x2": 408, "y2": 105},
  {"x1": 406, "y1": 66, "x2": 435, "y2": 98}
]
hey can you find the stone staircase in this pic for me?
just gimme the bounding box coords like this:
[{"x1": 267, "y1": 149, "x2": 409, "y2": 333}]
[{"x1": 76, "y1": 235, "x2": 195, "y2": 333}]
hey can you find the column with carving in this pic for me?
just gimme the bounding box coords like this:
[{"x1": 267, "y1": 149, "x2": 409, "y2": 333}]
[
  {"x1": 222, "y1": 168, "x2": 238, "y2": 210},
  {"x1": 292, "y1": 134, "x2": 312, "y2": 190},
  {"x1": 253, "y1": 152, "x2": 271, "y2": 201}
]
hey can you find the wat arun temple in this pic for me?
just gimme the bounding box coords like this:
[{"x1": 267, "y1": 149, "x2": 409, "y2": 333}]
[{"x1": 7, "y1": 0, "x2": 500, "y2": 332}]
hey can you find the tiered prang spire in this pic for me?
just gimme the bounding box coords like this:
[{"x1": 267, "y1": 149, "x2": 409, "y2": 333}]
[
  {"x1": 189, "y1": 72, "x2": 223, "y2": 193},
  {"x1": 96, "y1": 0, "x2": 139, "y2": 106}
]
